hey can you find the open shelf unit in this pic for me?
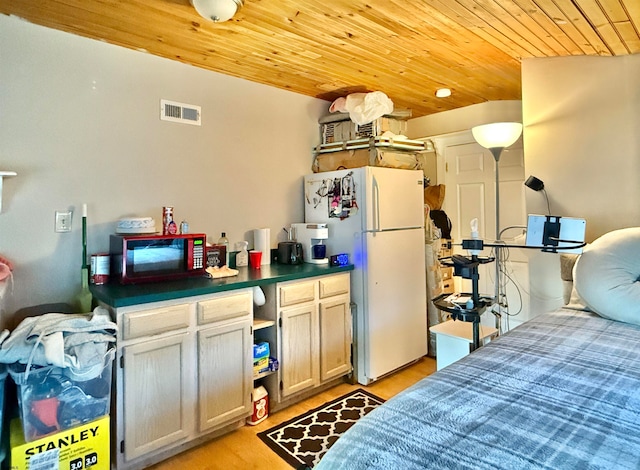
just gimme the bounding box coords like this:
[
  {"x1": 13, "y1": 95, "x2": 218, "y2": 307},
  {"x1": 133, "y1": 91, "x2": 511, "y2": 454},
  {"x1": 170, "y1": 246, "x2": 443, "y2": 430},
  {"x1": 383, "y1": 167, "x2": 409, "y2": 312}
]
[{"x1": 252, "y1": 284, "x2": 279, "y2": 393}]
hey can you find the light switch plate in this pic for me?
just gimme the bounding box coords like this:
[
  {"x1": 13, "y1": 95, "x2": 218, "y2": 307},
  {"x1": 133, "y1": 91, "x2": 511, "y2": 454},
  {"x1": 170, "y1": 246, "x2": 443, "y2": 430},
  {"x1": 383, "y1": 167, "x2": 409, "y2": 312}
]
[{"x1": 55, "y1": 210, "x2": 73, "y2": 232}]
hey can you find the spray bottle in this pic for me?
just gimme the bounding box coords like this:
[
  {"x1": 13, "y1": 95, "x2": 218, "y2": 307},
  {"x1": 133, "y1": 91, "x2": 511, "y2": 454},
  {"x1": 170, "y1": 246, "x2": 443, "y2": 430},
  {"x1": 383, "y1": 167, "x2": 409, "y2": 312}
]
[
  {"x1": 236, "y1": 241, "x2": 249, "y2": 267},
  {"x1": 469, "y1": 218, "x2": 481, "y2": 256}
]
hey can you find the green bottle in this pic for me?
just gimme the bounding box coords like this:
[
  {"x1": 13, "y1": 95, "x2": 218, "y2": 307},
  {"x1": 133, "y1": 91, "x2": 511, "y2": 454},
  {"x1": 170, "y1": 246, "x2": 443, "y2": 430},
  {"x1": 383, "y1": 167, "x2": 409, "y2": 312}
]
[{"x1": 76, "y1": 267, "x2": 92, "y2": 312}]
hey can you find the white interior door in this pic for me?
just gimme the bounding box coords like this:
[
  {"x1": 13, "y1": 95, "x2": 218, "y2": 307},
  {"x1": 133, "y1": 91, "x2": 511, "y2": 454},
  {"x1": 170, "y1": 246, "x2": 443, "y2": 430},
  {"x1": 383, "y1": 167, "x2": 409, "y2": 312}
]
[{"x1": 438, "y1": 132, "x2": 529, "y2": 330}]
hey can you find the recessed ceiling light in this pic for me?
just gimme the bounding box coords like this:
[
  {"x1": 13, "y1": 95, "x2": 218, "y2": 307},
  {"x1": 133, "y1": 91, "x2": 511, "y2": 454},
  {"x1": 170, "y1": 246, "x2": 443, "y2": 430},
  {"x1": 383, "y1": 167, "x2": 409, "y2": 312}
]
[{"x1": 435, "y1": 88, "x2": 451, "y2": 98}]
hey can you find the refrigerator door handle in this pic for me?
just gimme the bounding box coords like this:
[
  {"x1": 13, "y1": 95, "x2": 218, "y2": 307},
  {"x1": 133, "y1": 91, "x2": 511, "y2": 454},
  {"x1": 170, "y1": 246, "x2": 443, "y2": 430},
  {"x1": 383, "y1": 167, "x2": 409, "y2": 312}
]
[{"x1": 372, "y1": 174, "x2": 380, "y2": 232}]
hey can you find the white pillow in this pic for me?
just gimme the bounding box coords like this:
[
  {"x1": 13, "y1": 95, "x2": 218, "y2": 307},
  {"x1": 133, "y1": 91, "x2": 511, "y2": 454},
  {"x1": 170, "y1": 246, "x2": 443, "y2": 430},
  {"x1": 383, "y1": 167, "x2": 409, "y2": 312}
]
[{"x1": 574, "y1": 227, "x2": 640, "y2": 325}]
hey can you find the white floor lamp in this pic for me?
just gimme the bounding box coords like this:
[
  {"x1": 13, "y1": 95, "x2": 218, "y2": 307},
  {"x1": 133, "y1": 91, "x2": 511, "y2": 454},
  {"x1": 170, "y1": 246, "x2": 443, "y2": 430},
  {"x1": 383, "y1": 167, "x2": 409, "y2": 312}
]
[{"x1": 471, "y1": 122, "x2": 523, "y2": 331}]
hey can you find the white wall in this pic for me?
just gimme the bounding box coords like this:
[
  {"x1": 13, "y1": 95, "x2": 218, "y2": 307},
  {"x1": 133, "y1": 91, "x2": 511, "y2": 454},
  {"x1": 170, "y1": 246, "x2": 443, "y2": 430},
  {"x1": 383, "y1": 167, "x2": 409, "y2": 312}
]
[
  {"x1": 522, "y1": 54, "x2": 640, "y2": 315},
  {"x1": 0, "y1": 16, "x2": 327, "y2": 318}
]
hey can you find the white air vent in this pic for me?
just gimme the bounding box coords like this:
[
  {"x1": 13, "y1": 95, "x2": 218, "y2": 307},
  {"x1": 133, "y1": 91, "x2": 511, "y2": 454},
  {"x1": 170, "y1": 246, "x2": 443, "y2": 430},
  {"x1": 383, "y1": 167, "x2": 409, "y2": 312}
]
[{"x1": 160, "y1": 99, "x2": 201, "y2": 126}]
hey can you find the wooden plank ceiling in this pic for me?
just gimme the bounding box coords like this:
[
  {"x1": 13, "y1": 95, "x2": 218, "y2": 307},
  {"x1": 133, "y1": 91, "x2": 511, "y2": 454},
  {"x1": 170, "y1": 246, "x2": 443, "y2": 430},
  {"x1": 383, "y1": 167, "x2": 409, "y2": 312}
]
[{"x1": 1, "y1": 0, "x2": 639, "y2": 117}]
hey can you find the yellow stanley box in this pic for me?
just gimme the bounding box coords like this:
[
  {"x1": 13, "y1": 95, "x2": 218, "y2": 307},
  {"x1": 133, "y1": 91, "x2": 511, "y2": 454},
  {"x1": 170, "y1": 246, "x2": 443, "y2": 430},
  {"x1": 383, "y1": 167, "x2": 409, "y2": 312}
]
[{"x1": 10, "y1": 415, "x2": 109, "y2": 470}]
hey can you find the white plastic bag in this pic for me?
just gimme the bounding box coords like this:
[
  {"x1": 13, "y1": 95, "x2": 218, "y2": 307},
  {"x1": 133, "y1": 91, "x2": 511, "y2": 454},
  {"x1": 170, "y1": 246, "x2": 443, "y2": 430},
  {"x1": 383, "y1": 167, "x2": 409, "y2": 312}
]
[{"x1": 330, "y1": 91, "x2": 394, "y2": 125}]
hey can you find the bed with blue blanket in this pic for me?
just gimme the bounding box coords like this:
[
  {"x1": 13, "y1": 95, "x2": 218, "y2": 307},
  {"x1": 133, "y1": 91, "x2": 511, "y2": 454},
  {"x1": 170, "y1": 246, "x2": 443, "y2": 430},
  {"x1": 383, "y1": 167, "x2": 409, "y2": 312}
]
[{"x1": 317, "y1": 228, "x2": 640, "y2": 470}]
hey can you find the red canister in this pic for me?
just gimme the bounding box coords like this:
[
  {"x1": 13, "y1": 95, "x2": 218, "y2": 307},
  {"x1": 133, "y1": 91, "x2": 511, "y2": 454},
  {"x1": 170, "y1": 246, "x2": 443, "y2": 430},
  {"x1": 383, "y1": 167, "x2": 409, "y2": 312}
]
[
  {"x1": 247, "y1": 386, "x2": 269, "y2": 426},
  {"x1": 162, "y1": 206, "x2": 177, "y2": 235},
  {"x1": 90, "y1": 253, "x2": 110, "y2": 285}
]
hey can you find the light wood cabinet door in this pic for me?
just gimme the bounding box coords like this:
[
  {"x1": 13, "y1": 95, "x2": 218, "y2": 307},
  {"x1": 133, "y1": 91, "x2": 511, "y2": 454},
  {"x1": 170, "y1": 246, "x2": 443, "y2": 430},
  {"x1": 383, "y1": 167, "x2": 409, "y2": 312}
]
[
  {"x1": 280, "y1": 303, "x2": 319, "y2": 397},
  {"x1": 123, "y1": 333, "x2": 190, "y2": 461},
  {"x1": 198, "y1": 320, "x2": 252, "y2": 432},
  {"x1": 319, "y1": 294, "x2": 352, "y2": 382}
]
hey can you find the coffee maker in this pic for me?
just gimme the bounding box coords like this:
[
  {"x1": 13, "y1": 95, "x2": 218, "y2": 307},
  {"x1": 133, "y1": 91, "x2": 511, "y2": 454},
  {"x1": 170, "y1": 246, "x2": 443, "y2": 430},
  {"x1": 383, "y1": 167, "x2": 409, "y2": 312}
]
[{"x1": 291, "y1": 223, "x2": 329, "y2": 264}]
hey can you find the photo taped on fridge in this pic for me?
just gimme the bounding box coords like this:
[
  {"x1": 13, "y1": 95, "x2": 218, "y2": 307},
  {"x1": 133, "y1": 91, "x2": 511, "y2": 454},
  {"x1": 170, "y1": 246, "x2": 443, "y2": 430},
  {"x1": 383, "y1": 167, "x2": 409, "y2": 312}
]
[
  {"x1": 312, "y1": 178, "x2": 331, "y2": 209},
  {"x1": 329, "y1": 172, "x2": 358, "y2": 219}
]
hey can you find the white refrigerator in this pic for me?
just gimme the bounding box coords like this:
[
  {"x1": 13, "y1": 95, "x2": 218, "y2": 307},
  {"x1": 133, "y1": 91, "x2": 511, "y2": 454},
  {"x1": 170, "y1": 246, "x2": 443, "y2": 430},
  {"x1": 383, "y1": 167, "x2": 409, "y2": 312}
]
[{"x1": 304, "y1": 166, "x2": 427, "y2": 385}]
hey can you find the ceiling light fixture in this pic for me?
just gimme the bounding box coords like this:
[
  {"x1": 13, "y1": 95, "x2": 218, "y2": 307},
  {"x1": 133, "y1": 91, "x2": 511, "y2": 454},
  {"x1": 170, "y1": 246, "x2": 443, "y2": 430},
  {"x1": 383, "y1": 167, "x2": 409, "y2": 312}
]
[
  {"x1": 191, "y1": 0, "x2": 244, "y2": 23},
  {"x1": 435, "y1": 88, "x2": 451, "y2": 98}
]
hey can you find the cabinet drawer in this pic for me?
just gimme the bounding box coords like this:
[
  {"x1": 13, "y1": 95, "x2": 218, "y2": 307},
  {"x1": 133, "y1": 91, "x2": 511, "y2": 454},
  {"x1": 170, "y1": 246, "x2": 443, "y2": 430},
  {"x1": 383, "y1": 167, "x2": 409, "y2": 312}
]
[
  {"x1": 197, "y1": 291, "x2": 252, "y2": 325},
  {"x1": 123, "y1": 304, "x2": 190, "y2": 340},
  {"x1": 319, "y1": 273, "x2": 350, "y2": 299},
  {"x1": 279, "y1": 280, "x2": 316, "y2": 307}
]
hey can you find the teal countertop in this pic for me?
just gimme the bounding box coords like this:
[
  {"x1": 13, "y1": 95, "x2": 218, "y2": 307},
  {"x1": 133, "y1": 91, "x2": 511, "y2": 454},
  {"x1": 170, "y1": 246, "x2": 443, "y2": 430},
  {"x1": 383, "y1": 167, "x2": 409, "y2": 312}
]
[{"x1": 90, "y1": 263, "x2": 354, "y2": 308}]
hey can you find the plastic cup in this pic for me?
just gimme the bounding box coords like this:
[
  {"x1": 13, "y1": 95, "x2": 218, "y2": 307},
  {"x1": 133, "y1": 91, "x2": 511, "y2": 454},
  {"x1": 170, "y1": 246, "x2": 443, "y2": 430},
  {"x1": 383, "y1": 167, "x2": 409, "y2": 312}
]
[{"x1": 249, "y1": 250, "x2": 262, "y2": 269}]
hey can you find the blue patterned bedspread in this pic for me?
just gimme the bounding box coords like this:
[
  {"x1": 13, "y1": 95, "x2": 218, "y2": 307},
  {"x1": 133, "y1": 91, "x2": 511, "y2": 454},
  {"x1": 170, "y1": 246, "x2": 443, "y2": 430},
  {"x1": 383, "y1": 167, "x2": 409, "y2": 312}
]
[{"x1": 317, "y1": 309, "x2": 640, "y2": 469}]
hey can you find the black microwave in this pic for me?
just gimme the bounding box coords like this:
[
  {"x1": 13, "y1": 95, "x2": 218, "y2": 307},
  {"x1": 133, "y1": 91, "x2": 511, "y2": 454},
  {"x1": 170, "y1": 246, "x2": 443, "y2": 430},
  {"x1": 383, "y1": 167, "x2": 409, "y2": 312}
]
[{"x1": 109, "y1": 233, "x2": 206, "y2": 284}]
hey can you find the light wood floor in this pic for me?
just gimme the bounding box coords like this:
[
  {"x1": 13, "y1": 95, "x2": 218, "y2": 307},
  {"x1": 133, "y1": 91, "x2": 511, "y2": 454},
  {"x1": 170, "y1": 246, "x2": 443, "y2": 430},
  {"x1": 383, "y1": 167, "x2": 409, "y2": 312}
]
[{"x1": 149, "y1": 357, "x2": 436, "y2": 470}]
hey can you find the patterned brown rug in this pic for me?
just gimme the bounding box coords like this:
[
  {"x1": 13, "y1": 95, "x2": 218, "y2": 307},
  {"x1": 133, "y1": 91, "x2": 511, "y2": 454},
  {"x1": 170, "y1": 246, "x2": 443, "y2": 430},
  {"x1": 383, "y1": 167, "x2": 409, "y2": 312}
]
[{"x1": 258, "y1": 388, "x2": 385, "y2": 468}]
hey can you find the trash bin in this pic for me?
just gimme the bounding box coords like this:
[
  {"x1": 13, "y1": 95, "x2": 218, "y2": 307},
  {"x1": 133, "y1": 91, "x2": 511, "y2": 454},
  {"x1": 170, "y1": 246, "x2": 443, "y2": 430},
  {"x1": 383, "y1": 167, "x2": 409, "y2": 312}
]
[
  {"x1": 8, "y1": 347, "x2": 114, "y2": 442},
  {"x1": 0, "y1": 308, "x2": 117, "y2": 442}
]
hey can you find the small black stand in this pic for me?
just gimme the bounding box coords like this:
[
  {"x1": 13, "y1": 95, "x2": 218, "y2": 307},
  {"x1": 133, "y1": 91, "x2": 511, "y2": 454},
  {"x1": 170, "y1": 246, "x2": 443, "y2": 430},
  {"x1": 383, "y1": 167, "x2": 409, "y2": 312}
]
[{"x1": 434, "y1": 254, "x2": 494, "y2": 350}]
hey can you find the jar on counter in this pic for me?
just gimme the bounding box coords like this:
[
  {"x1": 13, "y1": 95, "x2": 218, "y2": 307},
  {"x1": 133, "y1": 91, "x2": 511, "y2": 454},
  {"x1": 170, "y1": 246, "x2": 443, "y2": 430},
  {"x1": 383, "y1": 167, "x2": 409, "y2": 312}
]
[{"x1": 162, "y1": 206, "x2": 177, "y2": 235}]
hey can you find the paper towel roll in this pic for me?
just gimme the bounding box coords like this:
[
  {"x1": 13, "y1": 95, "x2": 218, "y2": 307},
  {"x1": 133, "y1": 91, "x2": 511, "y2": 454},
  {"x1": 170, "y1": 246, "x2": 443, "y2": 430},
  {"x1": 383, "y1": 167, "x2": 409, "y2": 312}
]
[{"x1": 253, "y1": 228, "x2": 271, "y2": 265}]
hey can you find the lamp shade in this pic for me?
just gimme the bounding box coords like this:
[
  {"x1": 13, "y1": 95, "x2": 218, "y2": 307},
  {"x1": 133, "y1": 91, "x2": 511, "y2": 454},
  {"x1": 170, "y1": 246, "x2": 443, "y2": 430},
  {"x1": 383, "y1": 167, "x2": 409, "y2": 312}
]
[
  {"x1": 471, "y1": 122, "x2": 523, "y2": 149},
  {"x1": 191, "y1": 0, "x2": 243, "y2": 22}
]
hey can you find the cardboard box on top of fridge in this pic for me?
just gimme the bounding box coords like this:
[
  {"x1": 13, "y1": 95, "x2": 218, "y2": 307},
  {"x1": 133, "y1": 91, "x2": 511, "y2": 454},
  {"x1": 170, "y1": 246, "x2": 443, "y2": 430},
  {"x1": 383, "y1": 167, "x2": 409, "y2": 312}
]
[
  {"x1": 10, "y1": 415, "x2": 110, "y2": 470},
  {"x1": 313, "y1": 148, "x2": 420, "y2": 173}
]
